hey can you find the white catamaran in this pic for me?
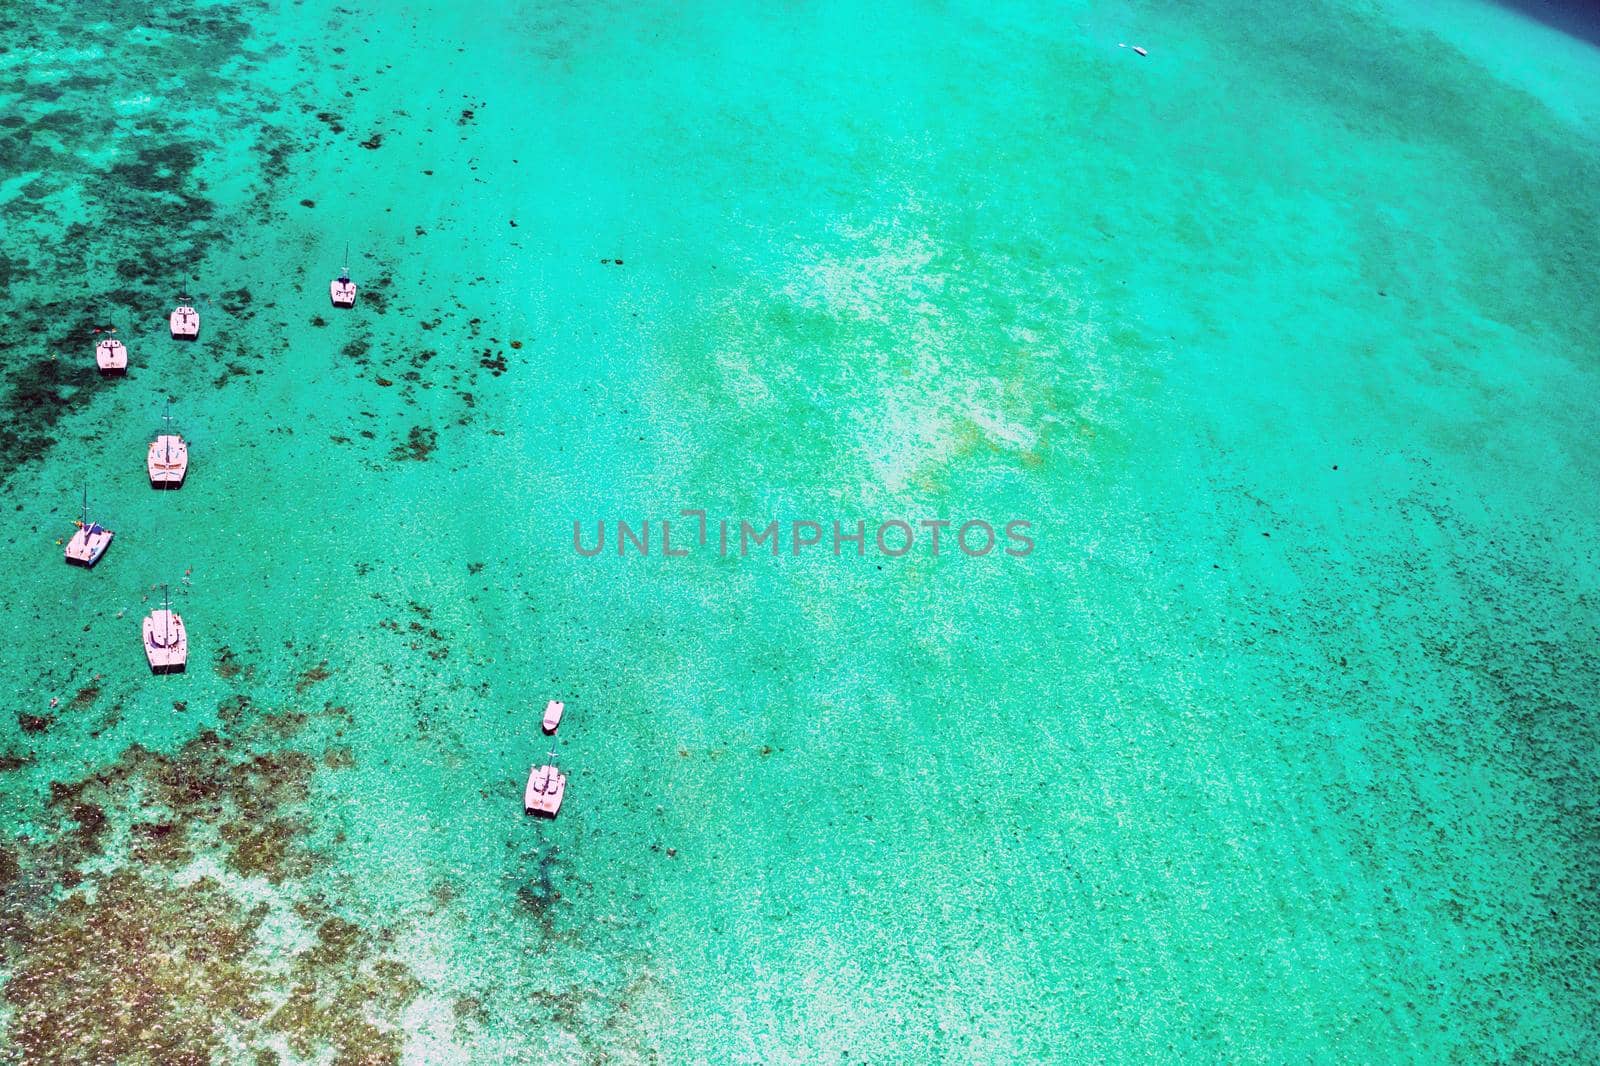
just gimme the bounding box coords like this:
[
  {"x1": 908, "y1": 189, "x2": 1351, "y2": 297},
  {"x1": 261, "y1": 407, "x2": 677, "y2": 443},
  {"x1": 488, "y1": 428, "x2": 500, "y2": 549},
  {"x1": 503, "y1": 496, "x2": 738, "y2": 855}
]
[
  {"x1": 142, "y1": 584, "x2": 188, "y2": 674},
  {"x1": 63, "y1": 488, "x2": 114, "y2": 568},
  {"x1": 147, "y1": 401, "x2": 189, "y2": 488}
]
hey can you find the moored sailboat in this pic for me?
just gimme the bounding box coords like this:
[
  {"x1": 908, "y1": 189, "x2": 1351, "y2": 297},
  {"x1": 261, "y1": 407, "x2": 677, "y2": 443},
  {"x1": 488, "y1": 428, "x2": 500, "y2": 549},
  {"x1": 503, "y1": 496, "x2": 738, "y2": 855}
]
[
  {"x1": 331, "y1": 246, "x2": 357, "y2": 308},
  {"x1": 524, "y1": 752, "x2": 566, "y2": 817},
  {"x1": 169, "y1": 291, "x2": 200, "y2": 340},
  {"x1": 63, "y1": 488, "x2": 114, "y2": 568},
  {"x1": 142, "y1": 583, "x2": 188, "y2": 674},
  {"x1": 95, "y1": 335, "x2": 128, "y2": 375},
  {"x1": 147, "y1": 401, "x2": 189, "y2": 488}
]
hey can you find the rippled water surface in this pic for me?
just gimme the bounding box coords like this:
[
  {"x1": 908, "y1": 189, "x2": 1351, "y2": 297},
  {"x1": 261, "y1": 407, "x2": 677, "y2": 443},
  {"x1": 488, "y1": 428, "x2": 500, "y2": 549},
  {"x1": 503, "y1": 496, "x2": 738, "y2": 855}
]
[{"x1": 1, "y1": 0, "x2": 1597, "y2": 1061}]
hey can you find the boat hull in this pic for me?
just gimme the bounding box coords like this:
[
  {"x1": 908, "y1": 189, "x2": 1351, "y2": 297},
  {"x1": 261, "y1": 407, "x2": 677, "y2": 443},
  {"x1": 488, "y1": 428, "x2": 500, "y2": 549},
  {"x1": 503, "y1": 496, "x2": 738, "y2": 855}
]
[
  {"x1": 524, "y1": 765, "x2": 566, "y2": 817},
  {"x1": 331, "y1": 279, "x2": 357, "y2": 308},
  {"x1": 64, "y1": 529, "x2": 113, "y2": 568},
  {"x1": 169, "y1": 306, "x2": 199, "y2": 340},
  {"x1": 143, "y1": 610, "x2": 188, "y2": 674},
  {"x1": 148, "y1": 436, "x2": 189, "y2": 488},
  {"x1": 96, "y1": 341, "x2": 128, "y2": 374}
]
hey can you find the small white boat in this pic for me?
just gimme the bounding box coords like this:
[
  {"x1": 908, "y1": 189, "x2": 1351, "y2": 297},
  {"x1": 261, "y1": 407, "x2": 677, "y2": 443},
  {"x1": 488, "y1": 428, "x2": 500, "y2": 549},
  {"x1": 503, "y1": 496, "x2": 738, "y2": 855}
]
[
  {"x1": 524, "y1": 755, "x2": 566, "y2": 817},
  {"x1": 95, "y1": 337, "x2": 128, "y2": 375},
  {"x1": 64, "y1": 488, "x2": 114, "y2": 568},
  {"x1": 330, "y1": 275, "x2": 357, "y2": 308},
  {"x1": 542, "y1": 699, "x2": 565, "y2": 734},
  {"x1": 147, "y1": 402, "x2": 189, "y2": 488},
  {"x1": 169, "y1": 295, "x2": 199, "y2": 340},
  {"x1": 331, "y1": 246, "x2": 357, "y2": 308},
  {"x1": 142, "y1": 584, "x2": 188, "y2": 674}
]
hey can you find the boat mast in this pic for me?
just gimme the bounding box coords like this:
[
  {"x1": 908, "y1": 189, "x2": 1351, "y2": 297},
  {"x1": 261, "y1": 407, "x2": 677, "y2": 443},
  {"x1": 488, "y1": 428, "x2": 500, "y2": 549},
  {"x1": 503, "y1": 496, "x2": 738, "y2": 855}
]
[
  {"x1": 162, "y1": 583, "x2": 171, "y2": 644},
  {"x1": 80, "y1": 487, "x2": 88, "y2": 529},
  {"x1": 341, "y1": 243, "x2": 350, "y2": 284}
]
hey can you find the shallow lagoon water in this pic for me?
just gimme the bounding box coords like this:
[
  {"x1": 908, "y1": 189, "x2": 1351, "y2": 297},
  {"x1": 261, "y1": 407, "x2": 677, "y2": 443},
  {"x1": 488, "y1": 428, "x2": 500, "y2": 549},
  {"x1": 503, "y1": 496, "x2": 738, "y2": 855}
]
[{"x1": 1, "y1": 0, "x2": 1597, "y2": 1061}]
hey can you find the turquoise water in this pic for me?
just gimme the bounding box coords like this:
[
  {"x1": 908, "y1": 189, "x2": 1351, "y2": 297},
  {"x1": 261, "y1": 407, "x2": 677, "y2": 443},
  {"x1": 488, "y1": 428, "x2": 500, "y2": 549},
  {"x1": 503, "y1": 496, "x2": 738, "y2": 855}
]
[{"x1": 2, "y1": 0, "x2": 1598, "y2": 1061}]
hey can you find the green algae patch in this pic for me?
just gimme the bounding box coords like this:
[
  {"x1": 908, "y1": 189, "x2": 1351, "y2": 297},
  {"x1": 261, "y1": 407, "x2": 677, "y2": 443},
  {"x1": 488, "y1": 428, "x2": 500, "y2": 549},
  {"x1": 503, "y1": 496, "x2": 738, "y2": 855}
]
[
  {"x1": 0, "y1": 751, "x2": 34, "y2": 772},
  {"x1": 214, "y1": 646, "x2": 257, "y2": 682},
  {"x1": 389, "y1": 425, "x2": 438, "y2": 462},
  {"x1": 0, "y1": 357, "x2": 107, "y2": 470},
  {"x1": 5, "y1": 872, "x2": 270, "y2": 1065},
  {"x1": 0, "y1": 706, "x2": 421, "y2": 1062},
  {"x1": 293, "y1": 660, "x2": 333, "y2": 695},
  {"x1": 0, "y1": 669, "x2": 425, "y2": 1056},
  {"x1": 2, "y1": 866, "x2": 418, "y2": 1066},
  {"x1": 36, "y1": 732, "x2": 324, "y2": 884}
]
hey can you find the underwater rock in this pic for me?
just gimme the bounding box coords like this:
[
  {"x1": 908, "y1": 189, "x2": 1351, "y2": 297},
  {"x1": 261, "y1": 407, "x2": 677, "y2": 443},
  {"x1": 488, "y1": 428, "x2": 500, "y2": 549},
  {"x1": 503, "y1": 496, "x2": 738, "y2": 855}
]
[
  {"x1": 294, "y1": 660, "x2": 332, "y2": 694},
  {"x1": 389, "y1": 425, "x2": 437, "y2": 462}
]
